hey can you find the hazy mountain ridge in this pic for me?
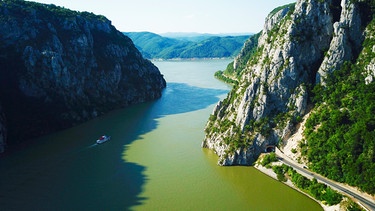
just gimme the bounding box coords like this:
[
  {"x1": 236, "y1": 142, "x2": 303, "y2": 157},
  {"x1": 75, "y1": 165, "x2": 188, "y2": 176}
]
[
  {"x1": 0, "y1": 0, "x2": 166, "y2": 152},
  {"x1": 124, "y1": 32, "x2": 250, "y2": 59}
]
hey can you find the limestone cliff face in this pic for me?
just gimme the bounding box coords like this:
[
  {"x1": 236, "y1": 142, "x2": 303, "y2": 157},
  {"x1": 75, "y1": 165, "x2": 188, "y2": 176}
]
[
  {"x1": 0, "y1": 1, "x2": 166, "y2": 150},
  {"x1": 364, "y1": 34, "x2": 375, "y2": 84},
  {"x1": 202, "y1": 0, "x2": 370, "y2": 165},
  {"x1": 316, "y1": 0, "x2": 364, "y2": 84}
]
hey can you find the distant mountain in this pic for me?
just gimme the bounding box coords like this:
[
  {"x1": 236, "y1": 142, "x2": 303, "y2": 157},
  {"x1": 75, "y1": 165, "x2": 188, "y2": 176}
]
[
  {"x1": 124, "y1": 32, "x2": 250, "y2": 59},
  {"x1": 124, "y1": 32, "x2": 191, "y2": 59},
  {"x1": 161, "y1": 32, "x2": 252, "y2": 42}
]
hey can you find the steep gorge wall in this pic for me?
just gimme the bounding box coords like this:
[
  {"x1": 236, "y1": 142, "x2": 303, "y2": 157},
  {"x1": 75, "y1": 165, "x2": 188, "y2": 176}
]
[
  {"x1": 203, "y1": 0, "x2": 369, "y2": 165},
  {"x1": 316, "y1": 0, "x2": 364, "y2": 84},
  {"x1": 0, "y1": 1, "x2": 166, "y2": 150}
]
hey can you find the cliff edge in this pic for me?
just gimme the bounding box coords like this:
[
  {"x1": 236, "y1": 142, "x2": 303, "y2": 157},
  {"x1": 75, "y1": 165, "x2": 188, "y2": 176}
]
[{"x1": 0, "y1": 0, "x2": 166, "y2": 152}]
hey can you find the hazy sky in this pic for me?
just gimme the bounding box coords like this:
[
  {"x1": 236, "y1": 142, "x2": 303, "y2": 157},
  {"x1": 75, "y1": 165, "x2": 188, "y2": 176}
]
[{"x1": 29, "y1": 0, "x2": 294, "y2": 34}]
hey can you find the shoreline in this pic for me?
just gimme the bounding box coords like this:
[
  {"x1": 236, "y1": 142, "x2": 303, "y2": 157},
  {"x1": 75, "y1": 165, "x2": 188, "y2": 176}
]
[
  {"x1": 253, "y1": 112, "x2": 341, "y2": 211},
  {"x1": 253, "y1": 162, "x2": 340, "y2": 211},
  {"x1": 251, "y1": 110, "x2": 344, "y2": 211}
]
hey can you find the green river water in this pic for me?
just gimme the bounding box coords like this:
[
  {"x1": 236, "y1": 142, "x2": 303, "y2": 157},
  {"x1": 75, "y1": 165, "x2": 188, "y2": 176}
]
[{"x1": 0, "y1": 59, "x2": 322, "y2": 210}]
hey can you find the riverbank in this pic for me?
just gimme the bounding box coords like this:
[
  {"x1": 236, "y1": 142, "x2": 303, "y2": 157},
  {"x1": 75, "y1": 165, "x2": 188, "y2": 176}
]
[
  {"x1": 253, "y1": 110, "x2": 375, "y2": 211},
  {"x1": 254, "y1": 159, "x2": 340, "y2": 211},
  {"x1": 253, "y1": 111, "x2": 341, "y2": 211}
]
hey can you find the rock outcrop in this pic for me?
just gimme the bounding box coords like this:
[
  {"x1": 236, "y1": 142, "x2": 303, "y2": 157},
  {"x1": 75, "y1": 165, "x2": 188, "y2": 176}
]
[
  {"x1": 364, "y1": 44, "x2": 375, "y2": 84},
  {"x1": 202, "y1": 0, "x2": 371, "y2": 165},
  {"x1": 316, "y1": 0, "x2": 364, "y2": 84},
  {"x1": 0, "y1": 0, "x2": 166, "y2": 151}
]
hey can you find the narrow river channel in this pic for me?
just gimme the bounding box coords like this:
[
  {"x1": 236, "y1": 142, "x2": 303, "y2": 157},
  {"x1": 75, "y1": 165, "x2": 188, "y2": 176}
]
[{"x1": 0, "y1": 59, "x2": 322, "y2": 210}]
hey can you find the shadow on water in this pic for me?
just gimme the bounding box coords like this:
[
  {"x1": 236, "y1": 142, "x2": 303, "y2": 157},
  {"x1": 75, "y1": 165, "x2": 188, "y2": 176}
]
[
  {"x1": 0, "y1": 82, "x2": 229, "y2": 210},
  {"x1": 118, "y1": 82, "x2": 228, "y2": 209}
]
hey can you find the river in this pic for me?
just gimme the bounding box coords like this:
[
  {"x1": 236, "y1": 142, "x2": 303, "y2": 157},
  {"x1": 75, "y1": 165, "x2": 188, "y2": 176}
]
[{"x1": 0, "y1": 59, "x2": 322, "y2": 210}]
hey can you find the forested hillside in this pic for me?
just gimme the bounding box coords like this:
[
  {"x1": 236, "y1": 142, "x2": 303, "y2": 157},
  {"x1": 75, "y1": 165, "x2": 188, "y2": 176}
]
[
  {"x1": 202, "y1": 0, "x2": 375, "y2": 196},
  {"x1": 214, "y1": 32, "x2": 261, "y2": 84},
  {"x1": 124, "y1": 32, "x2": 250, "y2": 59},
  {"x1": 303, "y1": 18, "x2": 375, "y2": 194}
]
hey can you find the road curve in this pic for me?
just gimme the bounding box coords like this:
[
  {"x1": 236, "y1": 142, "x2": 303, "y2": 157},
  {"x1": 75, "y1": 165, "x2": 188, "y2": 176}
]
[{"x1": 275, "y1": 148, "x2": 375, "y2": 211}]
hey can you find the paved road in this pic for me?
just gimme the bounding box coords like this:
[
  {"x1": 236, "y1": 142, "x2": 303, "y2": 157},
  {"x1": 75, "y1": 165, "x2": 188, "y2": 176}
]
[{"x1": 275, "y1": 149, "x2": 375, "y2": 211}]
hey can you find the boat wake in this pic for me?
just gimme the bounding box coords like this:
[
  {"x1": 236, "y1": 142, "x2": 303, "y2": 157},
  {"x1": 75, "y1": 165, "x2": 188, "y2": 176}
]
[{"x1": 87, "y1": 143, "x2": 98, "y2": 149}]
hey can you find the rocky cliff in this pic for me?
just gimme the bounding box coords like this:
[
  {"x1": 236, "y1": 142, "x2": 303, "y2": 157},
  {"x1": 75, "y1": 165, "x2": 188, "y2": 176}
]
[
  {"x1": 202, "y1": 0, "x2": 373, "y2": 165},
  {"x1": 0, "y1": 0, "x2": 166, "y2": 151}
]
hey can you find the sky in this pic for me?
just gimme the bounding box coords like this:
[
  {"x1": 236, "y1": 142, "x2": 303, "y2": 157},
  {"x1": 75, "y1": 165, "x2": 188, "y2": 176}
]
[{"x1": 29, "y1": 0, "x2": 295, "y2": 34}]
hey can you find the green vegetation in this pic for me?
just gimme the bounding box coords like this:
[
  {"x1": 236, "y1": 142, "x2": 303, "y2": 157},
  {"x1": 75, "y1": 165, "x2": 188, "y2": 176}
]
[
  {"x1": 270, "y1": 163, "x2": 343, "y2": 206},
  {"x1": 205, "y1": 90, "x2": 255, "y2": 152},
  {"x1": 302, "y1": 19, "x2": 375, "y2": 195},
  {"x1": 344, "y1": 200, "x2": 366, "y2": 211},
  {"x1": 269, "y1": 3, "x2": 296, "y2": 17},
  {"x1": 215, "y1": 33, "x2": 260, "y2": 82},
  {"x1": 213, "y1": 32, "x2": 260, "y2": 90},
  {"x1": 272, "y1": 165, "x2": 288, "y2": 182},
  {"x1": 261, "y1": 152, "x2": 278, "y2": 167},
  {"x1": 260, "y1": 156, "x2": 343, "y2": 206},
  {"x1": 124, "y1": 32, "x2": 250, "y2": 59},
  {"x1": 289, "y1": 171, "x2": 342, "y2": 206},
  {"x1": 214, "y1": 70, "x2": 238, "y2": 85}
]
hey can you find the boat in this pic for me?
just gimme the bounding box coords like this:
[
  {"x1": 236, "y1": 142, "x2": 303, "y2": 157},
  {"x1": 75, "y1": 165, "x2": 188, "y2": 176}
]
[{"x1": 96, "y1": 135, "x2": 111, "y2": 144}]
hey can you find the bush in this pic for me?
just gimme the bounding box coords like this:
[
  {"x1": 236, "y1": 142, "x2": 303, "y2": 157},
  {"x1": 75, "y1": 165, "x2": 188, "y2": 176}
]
[
  {"x1": 272, "y1": 165, "x2": 287, "y2": 182},
  {"x1": 261, "y1": 152, "x2": 278, "y2": 166}
]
